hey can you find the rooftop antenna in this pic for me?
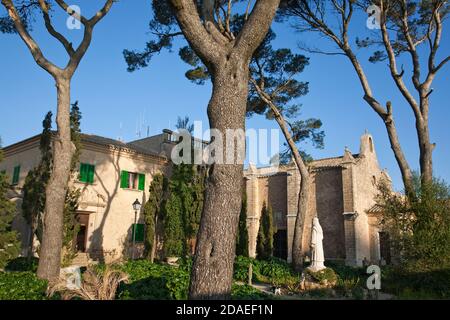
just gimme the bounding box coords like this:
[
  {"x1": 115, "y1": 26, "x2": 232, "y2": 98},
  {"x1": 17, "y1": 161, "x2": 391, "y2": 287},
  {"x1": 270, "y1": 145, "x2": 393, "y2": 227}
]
[
  {"x1": 117, "y1": 122, "x2": 123, "y2": 142},
  {"x1": 136, "y1": 118, "x2": 141, "y2": 138}
]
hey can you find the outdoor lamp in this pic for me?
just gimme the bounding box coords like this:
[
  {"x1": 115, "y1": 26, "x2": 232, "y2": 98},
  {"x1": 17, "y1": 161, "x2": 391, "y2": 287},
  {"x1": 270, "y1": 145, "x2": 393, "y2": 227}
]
[
  {"x1": 131, "y1": 199, "x2": 141, "y2": 260},
  {"x1": 132, "y1": 199, "x2": 141, "y2": 212}
]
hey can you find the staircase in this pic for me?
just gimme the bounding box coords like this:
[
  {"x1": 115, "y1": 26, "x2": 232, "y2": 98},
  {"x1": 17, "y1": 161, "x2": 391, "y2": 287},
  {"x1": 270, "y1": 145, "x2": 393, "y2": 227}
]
[{"x1": 70, "y1": 253, "x2": 97, "y2": 267}]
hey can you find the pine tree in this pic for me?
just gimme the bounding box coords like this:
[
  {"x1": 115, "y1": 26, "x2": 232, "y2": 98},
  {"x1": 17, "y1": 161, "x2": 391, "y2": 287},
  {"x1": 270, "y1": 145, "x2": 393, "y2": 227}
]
[
  {"x1": 0, "y1": 146, "x2": 20, "y2": 269},
  {"x1": 256, "y1": 201, "x2": 274, "y2": 260},
  {"x1": 61, "y1": 102, "x2": 83, "y2": 264},
  {"x1": 22, "y1": 111, "x2": 53, "y2": 252},
  {"x1": 143, "y1": 173, "x2": 165, "y2": 262},
  {"x1": 236, "y1": 193, "x2": 249, "y2": 257},
  {"x1": 70, "y1": 101, "x2": 82, "y2": 172},
  {"x1": 22, "y1": 104, "x2": 81, "y2": 262},
  {"x1": 163, "y1": 191, "x2": 185, "y2": 258}
]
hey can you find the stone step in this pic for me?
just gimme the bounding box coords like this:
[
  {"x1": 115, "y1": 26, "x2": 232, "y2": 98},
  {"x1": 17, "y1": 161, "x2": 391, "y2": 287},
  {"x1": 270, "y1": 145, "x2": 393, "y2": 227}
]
[{"x1": 70, "y1": 253, "x2": 93, "y2": 267}]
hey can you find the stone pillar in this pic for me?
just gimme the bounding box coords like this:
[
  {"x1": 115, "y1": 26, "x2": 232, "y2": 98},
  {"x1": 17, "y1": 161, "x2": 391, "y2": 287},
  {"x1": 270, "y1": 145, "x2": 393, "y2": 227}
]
[
  {"x1": 341, "y1": 149, "x2": 358, "y2": 266},
  {"x1": 245, "y1": 166, "x2": 260, "y2": 258}
]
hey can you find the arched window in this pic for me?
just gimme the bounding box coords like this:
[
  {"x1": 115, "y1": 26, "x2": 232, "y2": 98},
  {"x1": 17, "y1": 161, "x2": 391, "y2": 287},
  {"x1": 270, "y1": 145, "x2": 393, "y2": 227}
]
[{"x1": 369, "y1": 137, "x2": 374, "y2": 152}]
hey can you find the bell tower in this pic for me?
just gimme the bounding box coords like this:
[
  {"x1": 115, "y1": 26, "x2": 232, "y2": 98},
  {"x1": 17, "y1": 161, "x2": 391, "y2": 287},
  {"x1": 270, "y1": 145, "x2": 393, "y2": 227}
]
[{"x1": 359, "y1": 130, "x2": 376, "y2": 158}]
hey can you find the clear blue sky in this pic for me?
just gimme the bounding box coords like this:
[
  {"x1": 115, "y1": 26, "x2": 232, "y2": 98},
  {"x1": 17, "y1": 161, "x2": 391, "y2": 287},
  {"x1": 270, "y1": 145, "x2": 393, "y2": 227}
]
[{"x1": 0, "y1": 1, "x2": 449, "y2": 191}]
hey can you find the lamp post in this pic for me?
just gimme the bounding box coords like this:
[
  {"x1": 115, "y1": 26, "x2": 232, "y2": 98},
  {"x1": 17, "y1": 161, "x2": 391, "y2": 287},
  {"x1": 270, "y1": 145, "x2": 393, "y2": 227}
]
[{"x1": 132, "y1": 199, "x2": 142, "y2": 260}]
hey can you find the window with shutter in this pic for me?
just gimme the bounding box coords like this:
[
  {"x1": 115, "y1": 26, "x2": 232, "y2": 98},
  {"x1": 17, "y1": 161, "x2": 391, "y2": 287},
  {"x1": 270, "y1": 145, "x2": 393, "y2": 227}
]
[
  {"x1": 79, "y1": 163, "x2": 87, "y2": 182},
  {"x1": 132, "y1": 224, "x2": 145, "y2": 242},
  {"x1": 120, "y1": 170, "x2": 129, "y2": 189},
  {"x1": 138, "y1": 174, "x2": 145, "y2": 191},
  {"x1": 121, "y1": 171, "x2": 145, "y2": 191},
  {"x1": 79, "y1": 163, "x2": 95, "y2": 184},
  {"x1": 87, "y1": 164, "x2": 95, "y2": 183},
  {"x1": 12, "y1": 165, "x2": 20, "y2": 185}
]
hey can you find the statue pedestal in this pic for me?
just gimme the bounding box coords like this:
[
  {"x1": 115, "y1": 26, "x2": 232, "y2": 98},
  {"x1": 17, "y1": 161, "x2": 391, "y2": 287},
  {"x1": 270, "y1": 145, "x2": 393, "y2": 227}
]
[
  {"x1": 299, "y1": 267, "x2": 337, "y2": 291},
  {"x1": 307, "y1": 263, "x2": 326, "y2": 273}
]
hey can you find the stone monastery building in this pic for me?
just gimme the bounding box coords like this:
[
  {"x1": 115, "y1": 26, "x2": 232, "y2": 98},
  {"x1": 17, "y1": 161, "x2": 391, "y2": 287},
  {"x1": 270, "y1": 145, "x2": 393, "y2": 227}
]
[{"x1": 1, "y1": 129, "x2": 391, "y2": 266}]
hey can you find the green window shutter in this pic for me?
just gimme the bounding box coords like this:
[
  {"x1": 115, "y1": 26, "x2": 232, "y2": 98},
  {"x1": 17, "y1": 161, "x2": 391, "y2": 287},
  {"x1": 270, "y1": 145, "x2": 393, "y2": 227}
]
[
  {"x1": 79, "y1": 163, "x2": 87, "y2": 182},
  {"x1": 120, "y1": 171, "x2": 129, "y2": 189},
  {"x1": 138, "y1": 173, "x2": 145, "y2": 191},
  {"x1": 132, "y1": 224, "x2": 145, "y2": 242},
  {"x1": 12, "y1": 165, "x2": 20, "y2": 185},
  {"x1": 87, "y1": 165, "x2": 95, "y2": 184}
]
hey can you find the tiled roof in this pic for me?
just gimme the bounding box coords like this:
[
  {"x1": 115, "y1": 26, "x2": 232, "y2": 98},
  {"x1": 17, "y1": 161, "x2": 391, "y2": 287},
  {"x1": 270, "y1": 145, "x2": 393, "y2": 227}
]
[
  {"x1": 367, "y1": 204, "x2": 384, "y2": 214},
  {"x1": 309, "y1": 154, "x2": 360, "y2": 168},
  {"x1": 81, "y1": 134, "x2": 165, "y2": 159}
]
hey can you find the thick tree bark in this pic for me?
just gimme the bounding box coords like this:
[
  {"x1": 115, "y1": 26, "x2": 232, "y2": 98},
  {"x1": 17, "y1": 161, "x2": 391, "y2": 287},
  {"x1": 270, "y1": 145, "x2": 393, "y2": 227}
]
[
  {"x1": 37, "y1": 77, "x2": 75, "y2": 282},
  {"x1": 2, "y1": 0, "x2": 114, "y2": 282},
  {"x1": 189, "y1": 62, "x2": 248, "y2": 299},
  {"x1": 169, "y1": 0, "x2": 280, "y2": 299}
]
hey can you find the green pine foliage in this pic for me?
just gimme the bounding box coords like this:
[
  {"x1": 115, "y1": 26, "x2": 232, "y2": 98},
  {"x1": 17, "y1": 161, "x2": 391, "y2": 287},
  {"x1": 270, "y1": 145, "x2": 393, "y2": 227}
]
[
  {"x1": 21, "y1": 105, "x2": 82, "y2": 262},
  {"x1": 0, "y1": 148, "x2": 20, "y2": 269},
  {"x1": 377, "y1": 174, "x2": 450, "y2": 271},
  {"x1": 70, "y1": 101, "x2": 82, "y2": 172},
  {"x1": 161, "y1": 164, "x2": 205, "y2": 258},
  {"x1": 21, "y1": 111, "x2": 53, "y2": 245},
  {"x1": 143, "y1": 173, "x2": 165, "y2": 259},
  {"x1": 256, "y1": 202, "x2": 275, "y2": 260},
  {"x1": 236, "y1": 193, "x2": 249, "y2": 257},
  {"x1": 162, "y1": 191, "x2": 185, "y2": 257},
  {"x1": 142, "y1": 162, "x2": 205, "y2": 260}
]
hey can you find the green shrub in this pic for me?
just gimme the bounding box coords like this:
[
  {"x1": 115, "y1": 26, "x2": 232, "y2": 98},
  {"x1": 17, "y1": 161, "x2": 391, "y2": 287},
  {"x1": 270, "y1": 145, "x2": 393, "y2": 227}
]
[
  {"x1": 234, "y1": 256, "x2": 259, "y2": 282},
  {"x1": 0, "y1": 272, "x2": 48, "y2": 300},
  {"x1": 306, "y1": 267, "x2": 337, "y2": 285},
  {"x1": 233, "y1": 256, "x2": 298, "y2": 286},
  {"x1": 231, "y1": 284, "x2": 269, "y2": 300},
  {"x1": 377, "y1": 175, "x2": 450, "y2": 271},
  {"x1": 382, "y1": 266, "x2": 450, "y2": 299},
  {"x1": 117, "y1": 260, "x2": 189, "y2": 300},
  {"x1": 5, "y1": 257, "x2": 39, "y2": 272}
]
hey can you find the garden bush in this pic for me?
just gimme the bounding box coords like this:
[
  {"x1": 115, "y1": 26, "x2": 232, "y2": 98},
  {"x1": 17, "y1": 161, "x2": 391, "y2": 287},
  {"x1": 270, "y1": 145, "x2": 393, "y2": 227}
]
[
  {"x1": 231, "y1": 284, "x2": 269, "y2": 300},
  {"x1": 117, "y1": 260, "x2": 189, "y2": 300},
  {"x1": 233, "y1": 255, "x2": 298, "y2": 286},
  {"x1": 382, "y1": 266, "x2": 450, "y2": 299},
  {"x1": 5, "y1": 257, "x2": 39, "y2": 272},
  {"x1": 0, "y1": 272, "x2": 48, "y2": 300}
]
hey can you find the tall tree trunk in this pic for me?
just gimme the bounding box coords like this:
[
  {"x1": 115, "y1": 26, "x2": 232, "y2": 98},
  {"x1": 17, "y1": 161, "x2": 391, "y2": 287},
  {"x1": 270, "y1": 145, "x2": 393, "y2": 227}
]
[
  {"x1": 382, "y1": 104, "x2": 415, "y2": 196},
  {"x1": 150, "y1": 215, "x2": 158, "y2": 263},
  {"x1": 27, "y1": 215, "x2": 37, "y2": 259},
  {"x1": 417, "y1": 98, "x2": 433, "y2": 186},
  {"x1": 37, "y1": 77, "x2": 75, "y2": 282},
  {"x1": 346, "y1": 48, "x2": 415, "y2": 196},
  {"x1": 189, "y1": 61, "x2": 248, "y2": 299},
  {"x1": 266, "y1": 101, "x2": 309, "y2": 271}
]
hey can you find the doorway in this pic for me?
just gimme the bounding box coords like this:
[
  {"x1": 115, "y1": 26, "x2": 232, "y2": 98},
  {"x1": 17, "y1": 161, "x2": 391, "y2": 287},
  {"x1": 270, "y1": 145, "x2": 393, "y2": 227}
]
[
  {"x1": 75, "y1": 213, "x2": 90, "y2": 253},
  {"x1": 273, "y1": 229, "x2": 287, "y2": 260},
  {"x1": 379, "y1": 231, "x2": 391, "y2": 264}
]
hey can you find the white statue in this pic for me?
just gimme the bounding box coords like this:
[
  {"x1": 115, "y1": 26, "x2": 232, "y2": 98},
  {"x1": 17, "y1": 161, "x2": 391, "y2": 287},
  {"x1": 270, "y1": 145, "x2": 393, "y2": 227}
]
[{"x1": 309, "y1": 217, "x2": 326, "y2": 272}]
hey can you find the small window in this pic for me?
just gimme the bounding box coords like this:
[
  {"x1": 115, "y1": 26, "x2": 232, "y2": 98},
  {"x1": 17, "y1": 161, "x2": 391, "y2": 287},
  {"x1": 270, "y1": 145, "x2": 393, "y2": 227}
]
[
  {"x1": 131, "y1": 224, "x2": 145, "y2": 242},
  {"x1": 12, "y1": 165, "x2": 20, "y2": 185},
  {"x1": 372, "y1": 175, "x2": 377, "y2": 186},
  {"x1": 121, "y1": 171, "x2": 145, "y2": 191},
  {"x1": 79, "y1": 163, "x2": 95, "y2": 184},
  {"x1": 369, "y1": 137, "x2": 374, "y2": 153}
]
